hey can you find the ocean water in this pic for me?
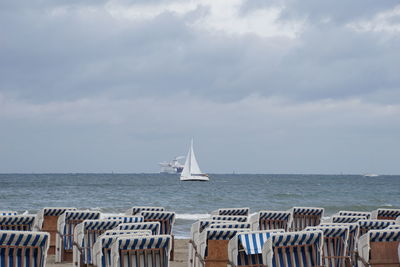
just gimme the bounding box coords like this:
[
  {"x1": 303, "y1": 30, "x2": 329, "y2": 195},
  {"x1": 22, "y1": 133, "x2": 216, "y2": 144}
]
[{"x1": 0, "y1": 173, "x2": 399, "y2": 238}]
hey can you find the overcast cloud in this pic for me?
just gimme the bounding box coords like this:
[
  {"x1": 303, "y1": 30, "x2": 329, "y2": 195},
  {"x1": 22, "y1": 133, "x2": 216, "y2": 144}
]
[{"x1": 1, "y1": 0, "x2": 399, "y2": 174}]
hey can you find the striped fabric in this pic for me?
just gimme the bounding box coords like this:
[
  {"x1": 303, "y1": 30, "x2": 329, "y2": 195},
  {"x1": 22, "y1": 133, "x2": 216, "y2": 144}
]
[
  {"x1": 103, "y1": 229, "x2": 153, "y2": 236},
  {"x1": 0, "y1": 230, "x2": 49, "y2": 267},
  {"x1": 358, "y1": 219, "x2": 396, "y2": 236},
  {"x1": 289, "y1": 207, "x2": 324, "y2": 232},
  {"x1": 262, "y1": 230, "x2": 324, "y2": 267},
  {"x1": 306, "y1": 226, "x2": 349, "y2": 267},
  {"x1": 338, "y1": 211, "x2": 371, "y2": 219},
  {"x1": 371, "y1": 208, "x2": 400, "y2": 220},
  {"x1": 211, "y1": 216, "x2": 248, "y2": 222},
  {"x1": 141, "y1": 211, "x2": 175, "y2": 235},
  {"x1": 238, "y1": 230, "x2": 285, "y2": 255},
  {"x1": 125, "y1": 207, "x2": 165, "y2": 216},
  {"x1": 0, "y1": 211, "x2": 18, "y2": 216},
  {"x1": 106, "y1": 216, "x2": 144, "y2": 223},
  {"x1": 208, "y1": 223, "x2": 251, "y2": 230},
  {"x1": 116, "y1": 222, "x2": 161, "y2": 235},
  {"x1": 251, "y1": 211, "x2": 291, "y2": 231},
  {"x1": 0, "y1": 215, "x2": 36, "y2": 231},
  {"x1": 55, "y1": 210, "x2": 101, "y2": 263},
  {"x1": 331, "y1": 215, "x2": 366, "y2": 223},
  {"x1": 34, "y1": 207, "x2": 76, "y2": 230},
  {"x1": 212, "y1": 208, "x2": 250, "y2": 216},
  {"x1": 111, "y1": 235, "x2": 172, "y2": 267},
  {"x1": 386, "y1": 225, "x2": 400, "y2": 230}
]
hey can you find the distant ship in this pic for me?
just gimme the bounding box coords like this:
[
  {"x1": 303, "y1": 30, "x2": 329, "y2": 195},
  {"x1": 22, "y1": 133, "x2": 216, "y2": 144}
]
[
  {"x1": 180, "y1": 139, "x2": 209, "y2": 181},
  {"x1": 363, "y1": 173, "x2": 379, "y2": 177},
  {"x1": 159, "y1": 156, "x2": 185, "y2": 174}
]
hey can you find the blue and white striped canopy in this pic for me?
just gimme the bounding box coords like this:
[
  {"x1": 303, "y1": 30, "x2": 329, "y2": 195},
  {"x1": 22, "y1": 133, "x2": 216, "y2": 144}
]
[
  {"x1": 369, "y1": 229, "x2": 400, "y2": 242},
  {"x1": 79, "y1": 219, "x2": 122, "y2": 231},
  {"x1": 115, "y1": 235, "x2": 171, "y2": 250},
  {"x1": 125, "y1": 206, "x2": 165, "y2": 215},
  {"x1": 358, "y1": 219, "x2": 396, "y2": 230},
  {"x1": 105, "y1": 216, "x2": 143, "y2": 223},
  {"x1": 0, "y1": 211, "x2": 18, "y2": 216},
  {"x1": 63, "y1": 210, "x2": 101, "y2": 220},
  {"x1": 271, "y1": 230, "x2": 323, "y2": 247},
  {"x1": 103, "y1": 229, "x2": 153, "y2": 237},
  {"x1": 212, "y1": 208, "x2": 250, "y2": 216},
  {"x1": 208, "y1": 223, "x2": 251, "y2": 230},
  {"x1": 140, "y1": 211, "x2": 175, "y2": 222},
  {"x1": 0, "y1": 215, "x2": 36, "y2": 230},
  {"x1": 238, "y1": 230, "x2": 285, "y2": 254},
  {"x1": 290, "y1": 207, "x2": 324, "y2": 216},
  {"x1": 116, "y1": 222, "x2": 161, "y2": 235},
  {"x1": 387, "y1": 225, "x2": 400, "y2": 230},
  {"x1": 306, "y1": 225, "x2": 349, "y2": 238},
  {"x1": 372, "y1": 208, "x2": 400, "y2": 219},
  {"x1": 206, "y1": 229, "x2": 247, "y2": 240},
  {"x1": 332, "y1": 215, "x2": 366, "y2": 223},
  {"x1": 42, "y1": 207, "x2": 76, "y2": 216},
  {"x1": 338, "y1": 211, "x2": 371, "y2": 219},
  {"x1": 259, "y1": 211, "x2": 291, "y2": 221},
  {"x1": 211, "y1": 215, "x2": 248, "y2": 222},
  {"x1": 0, "y1": 230, "x2": 49, "y2": 247}
]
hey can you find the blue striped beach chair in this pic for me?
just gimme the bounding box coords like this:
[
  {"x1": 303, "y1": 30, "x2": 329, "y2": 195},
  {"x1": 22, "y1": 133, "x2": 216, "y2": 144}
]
[
  {"x1": 288, "y1": 207, "x2": 324, "y2": 232},
  {"x1": 371, "y1": 208, "x2": 400, "y2": 220},
  {"x1": 55, "y1": 210, "x2": 101, "y2": 263},
  {"x1": 0, "y1": 212, "x2": 18, "y2": 216},
  {"x1": 0, "y1": 215, "x2": 36, "y2": 231},
  {"x1": 211, "y1": 216, "x2": 248, "y2": 223},
  {"x1": 125, "y1": 207, "x2": 165, "y2": 216},
  {"x1": 116, "y1": 222, "x2": 161, "y2": 235},
  {"x1": 0, "y1": 230, "x2": 49, "y2": 267},
  {"x1": 211, "y1": 208, "x2": 250, "y2": 217},
  {"x1": 105, "y1": 216, "x2": 144, "y2": 223},
  {"x1": 249, "y1": 211, "x2": 291, "y2": 231},
  {"x1": 357, "y1": 229, "x2": 400, "y2": 267},
  {"x1": 73, "y1": 219, "x2": 125, "y2": 266},
  {"x1": 306, "y1": 225, "x2": 350, "y2": 267},
  {"x1": 358, "y1": 220, "x2": 396, "y2": 236},
  {"x1": 93, "y1": 231, "x2": 152, "y2": 267},
  {"x1": 338, "y1": 211, "x2": 371, "y2": 219},
  {"x1": 34, "y1": 207, "x2": 76, "y2": 255},
  {"x1": 228, "y1": 230, "x2": 285, "y2": 267},
  {"x1": 331, "y1": 215, "x2": 367, "y2": 224},
  {"x1": 208, "y1": 223, "x2": 251, "y2": 230},
  {"x1": 111, "y1": 235, "x2": 172, "y2": 267},
  {"x1": 262, "y1": 230, "x2": 324, "y2": 267}
]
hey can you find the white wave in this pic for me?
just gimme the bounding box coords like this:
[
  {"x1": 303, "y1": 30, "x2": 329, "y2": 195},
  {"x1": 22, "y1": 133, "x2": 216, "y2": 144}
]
[
  {"x1": 100, "y1": 212, "x2": 125, "y2": 219},
  {"x1": 176, "y1": 213, "x2": 211, "y2": 220}
]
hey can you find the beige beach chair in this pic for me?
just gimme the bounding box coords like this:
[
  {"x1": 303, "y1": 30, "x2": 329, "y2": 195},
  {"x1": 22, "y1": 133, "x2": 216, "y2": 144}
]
[
  {"x1": 371, "y1": 208, "x2": 400, "y2": 220},
  {"x1": 262, "y1": 230, "x2": 324, "y2": 267},
  {"x1": 227, "y1": 230, "x2": 284, "y2": 267},
  {"x1": 358, "y1": 220, "x2": 396, "y2": 236},
  {"x1": 0, "y1": 215, "x2": 36, "y2": 231},
  {"x1": 34, "y1": 207, "x2": 76, "y2": 255},
  {"x1": 210, "y1": 216, "x2": 248, "y2": 223},
  {"x1": 116, "y1": 222, "x2": 161, "y2": 235},
  {"x1": 249, "y1": 211, "x2": 291, "y2": 231},
  {"x1": 211, "y1": 208, "x2": 250, "y2": 217},
  {"x1": 111, "y1": 235, "x2": 172, "y2": 267},
  {"x1": 288, "y1": 207, "x2": 324, "y2": 231},
  {"x1": 0, "y1": 230, "x2": 50, "y2": 267},
  {"x1": 338, "y1": 211, "x2": 371, "y2": 219},
  {"x1": 357, "y1": 229, "x2": 400, "y2": 267},
  {"x1": 55, "y1": 210, "x2": 101, "y2": 263},
  {"x1": 125, "y1": 207, "x2": 165, "y2": 216}
]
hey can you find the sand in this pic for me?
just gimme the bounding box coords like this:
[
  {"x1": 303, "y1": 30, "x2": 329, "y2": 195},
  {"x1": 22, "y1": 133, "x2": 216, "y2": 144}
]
[{"x1": 46, "y1": 239, "x2": 189, "y2": 267}]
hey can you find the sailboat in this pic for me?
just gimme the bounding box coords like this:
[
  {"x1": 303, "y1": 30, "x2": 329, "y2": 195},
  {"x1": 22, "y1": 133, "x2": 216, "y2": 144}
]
[{"x1": 180, "y1": 139, "x2": 209, "y2": 181}]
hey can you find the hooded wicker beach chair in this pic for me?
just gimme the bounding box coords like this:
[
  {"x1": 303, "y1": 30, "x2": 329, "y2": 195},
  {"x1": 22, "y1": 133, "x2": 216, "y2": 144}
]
[
  {"x1": 357, "y1": 229, "x2": 400, "y2": 267},
  {"x1": 249, "y1": 211, "x2": 291, "y2": 231},
  {"x1": 125, "y1": 207, "x2": 165, "y2": 216},
  {"x1": 0, "y1": 215, "x2": 36, "y2": 231},
  {"x1": 111, "y1": 235, "x2": 172, "y2": 267},
  {"x1": 371, "y1": 208, "x2": 400, "y2": 220},
  {"x1": 0, "y1": 230, "x2": 49, "y2": 267},
  {"x1": 227, "y1": 230, "x2": 285, "y2": 267},
  {"x1": 73, "y1": 219, "x2": 124, "y2": 267},
  {"x1": 211, "y1": 216, "x2": 248, "y2": 223},
  {"x1": 331, "y1": 215, "x2": 367, "y2": 224},
  {"x1": 338, "y1": 211, "x2": 371, "y2": 219},
  {"x1": 358, "y1": 220, "x2": 396, "y2": 237},
  {"x1": 306, "y1": 225, "x2": 350, "y2": 267},
  {"x1": 116, "y1": 222, "x2": 161, "y2": 235},
  {"x1": 105, "y1": 216, "x2": 144, "y2": 223},
  {"x1": 0, "y1": 211, "x2": 18, "y2": 216},
  {"x1": 261, "y1": 230, "x2": 324, "y2": 267},
  {"x1": 93, "y1": 231, "x2": 152, "y2": 267},
  {"x1": 211, "y1": 208, "x2": 250, "y2": 217},
  {"x1": 34, "y1": 207, "x2": 76, "y2": 255},
  {"x1": 288, "y1": 207, "x2": 324, "y2": 232},
  {"x1": 55, "y1": 210, "x2": 101, "y2": 263}
]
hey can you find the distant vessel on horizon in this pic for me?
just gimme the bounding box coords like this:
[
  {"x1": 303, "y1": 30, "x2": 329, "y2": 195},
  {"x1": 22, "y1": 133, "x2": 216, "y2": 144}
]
[
  {"x1": 159, "y1": 156, "x2": 185, "y2": 174},
  {"x1": 180, "y1": 139, "x2": 209, "y2": 181},
  {"x1": 363, "y1": 173, "x2": 379, "y2": 177}
]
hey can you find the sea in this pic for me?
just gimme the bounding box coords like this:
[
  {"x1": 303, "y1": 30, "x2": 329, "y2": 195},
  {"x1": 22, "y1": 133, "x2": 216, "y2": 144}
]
[{"x1": 0, "y1": 173, "x2": 399, "y2": 238}]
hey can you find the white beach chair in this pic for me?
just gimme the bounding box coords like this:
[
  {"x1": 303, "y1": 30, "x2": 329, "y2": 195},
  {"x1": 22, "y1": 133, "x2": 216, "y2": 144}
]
[
  {"x1": 358, "y1": 219, "x2": 396, "y2": 236},
  {"x1": 0, "y1": 211, "x2": 18, "y2": 216},
  {"x1": 211, "y1": 208, "x2": 250, "y2": 217},
  {"x1": 125, "y1": 207, "x2": 165, "y2": 216},
  {"x1": 306, "y1": 225, "x2": 350, "y2": 267},
  {"x1": 249, "y1": 211, "x2": 291, "y2": 231},
  {"x1": 55, "y1": 210, "x2": 101, "y2": 263},
  {"x1": 371, "y1": 208, "x2": 400, "y2": 220},
  {"x1": 331, "y1": 215, "x2": 367, "y2": 224},
  {"x1": 261, "y1": 230, "x2": 324, "y2": 267},
  {"x1": 116, "y1": 222, "x2": 161, "y2": 235},
  {"x1": 338, "y1": 211, "x2": 371, "y2": 219},
  {"x1": 105, "y1": 216, "x2": 144, "y2": 223},
  {"x1": 34, "y1": 207, "x2": 76, "y2": 255},
  {"x1": 227, "y1": 230, "x2": 284, "y2": 267},
  {"x1": 0, "y1": 215, "x2": 36, "y2": 231},
  {"x1": 211, "y1": 216, "x2": 248, "y2": 223},
  {"x1": 288, "y1": 207, "x2": 324, "y2": 232},
  {"x1": 0, "y1": 230, "x2": 50, "y2": 267},
  {"x1": 111, "y1": 235, "x2": 172, "y2": 267},
  {"x1": 357, "y1": 229, "x2": 400, "y2": 267}
]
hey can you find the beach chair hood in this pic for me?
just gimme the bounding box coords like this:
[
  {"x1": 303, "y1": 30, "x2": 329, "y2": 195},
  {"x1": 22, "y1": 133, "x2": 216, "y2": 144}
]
[
  {"x1": 331, "y1": 215, "x2": 367, "y2": 223},
  {"x1": 338, "y1": 211, "x2": 371, "y2": 219},
  {"x1": 211, "y1": 208, "x2": 250, "y2": 216},
  {"x1": 211, "y1": 215, "x2": 248, "y2": 222},
  {"x1": 125, "y1": 207, "x2": 165, "y2": 216},
  {"x1": 0, "y1": 215, "x2": 36, "y2": 231},
  {"x1": 117, "y1": 222, "x2": 161, "y2": 235},
  {"x1": 105, "y1": 216, "x2": 144, "y2": 223},
  {"x1": 34, "y1": 207, "x2": 76, "y2": 230},
  {"x1": 371, "y1": 208, "x2": 400, "y2": 220},
  {"x1": 249, "y1": 211, "x2": 291, "y2": 231}
]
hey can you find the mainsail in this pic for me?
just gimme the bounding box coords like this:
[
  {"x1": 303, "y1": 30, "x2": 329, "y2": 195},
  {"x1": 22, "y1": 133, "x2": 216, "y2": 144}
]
[{"x1": 180, "y1": 139, "x2": 209, "y2": 181}]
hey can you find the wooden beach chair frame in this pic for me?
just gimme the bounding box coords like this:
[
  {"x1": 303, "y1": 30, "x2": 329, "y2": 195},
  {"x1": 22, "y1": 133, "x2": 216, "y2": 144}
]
[{"x1": 288, "y1": 207, "x2": 324, "y2": 232}]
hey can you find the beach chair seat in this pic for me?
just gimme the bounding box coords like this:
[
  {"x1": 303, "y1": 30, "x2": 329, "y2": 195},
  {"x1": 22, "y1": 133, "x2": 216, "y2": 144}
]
[
  {"x1": 55, "y1": 210, "x2": 101, "y2": 263},
  {"x1": 116, "y1": 222, "x2": 161, "y2": 235},
  {"x1": 211, "y1": 208, "x2": 250, "y2": 217},
  {"x1": 0, "y1": 211, "x2": 18, "y2": 216},
  {"x1": 249, "y1": 211, "x2": 291, "y2": 231},
  {"x1": 331, "y1": 215, "x2": 367, "y2": 224},
  {"x1": 105, "y1": 216, "x2": 144, "y2": 223},
  {"x1": 357, "y1": 229, "x2": 400, "y2": 267},
  {"x1": 288, "y1": 207, "x2": 324, "y2": 232},
  {"x1": 338, "y1": 211, "x2": 371, "y2": 219},
  {"x1": 262, "y1": 230, "x2": 324, "y2": 267},
  {"x1": 371, "y1": 209, "x2": 400, "y2": 220},
  {"x1": 306, "y1": 225, "x2": 350, "y2": 267},
  {"x1": 0, "y1": 215, "x2": 36, "y2": 231},
  {"x1": 228, "y1": 230, "x2": 285, "y2": 267},
  {"x1": 111, "y1": 235, "x2": 172, "y2": 267},
  {"x1": 34, "y1": 207, "x2": 76, "y2": 255},
  {"x1": 211, "y1": 216, "x2": 248, "y2": 223},
  {"x1": 358, "y1": 220, "x2": 396, "y2": 237},
  {"x1": 125, "y1": 207, "x2": 165, "y2": 216},
  {"x1": 0, "y1": 230, "x2": 49, "y2": 267}
]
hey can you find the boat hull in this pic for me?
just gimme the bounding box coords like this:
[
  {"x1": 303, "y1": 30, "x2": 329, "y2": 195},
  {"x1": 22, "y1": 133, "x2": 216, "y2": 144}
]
[{"x1": 180, "y1": 175, "x2": 209, "y2": 181}]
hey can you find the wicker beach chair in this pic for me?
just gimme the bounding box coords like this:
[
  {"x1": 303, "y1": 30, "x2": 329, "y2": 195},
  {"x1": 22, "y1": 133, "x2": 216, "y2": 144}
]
[
  {"x1": 331, "y1": 215, "x2": 367, "y2": 224},
  {"x1": 288, "y1": 207, "x2": 324, "y2": 232},
  {"x1": 358, "y1": 220, "x2": 396, "y2": 237},
  {"x1": 338, "y1": 211, "x2": 371, "y2": 219},
  {"x1": 0, "y1": 211, "x2": 18, "y2": 216},
  {"x1": 211, "y1": 208, "x2": 250, "y2": 217},
  {"x1": 0, "y1": 215, "x2": 36, "y2": 231},
  {"x1": 111, "y1": 235, "x2": 172, "y2": 267},
  {"x1": 227, "y1": 230, "x2": 285, "y2": 267},
  {"x1": 55, "y1": 210, "x2": 101, "y2": 263},
  {"x1": 261, "y1": 230, "x2": 324, "y2": 267},
  {"x1": 357, "y1": 229, "x2": 400, "y2": 267},
  {"x1": 34, "y1": 207, "x2": 76, "y2": 255},
  {"x1": 125, "y1": 207, "x2": 165, "y2": 216},
  {"x1": 306, "y1": 225, "x2": 350, "y2": 267},
  {"x1": 116, "y1": 222, "x2": 161, "y2": 235},
  {"x1": 249, "y1": 211, "x2": 291, "y2": 231},
  {"x1": 0, "y1": 230, "x2": 50, "y2": 267},
  {"x1": 371, "y1": 208, "x2": 400, "y2": 220},
  {"x1": 211, "y1": 216, "x2": 248, "y2": 223},
  {"x1": 105, "y1": 216, "x2": 144, "y2": 223}
]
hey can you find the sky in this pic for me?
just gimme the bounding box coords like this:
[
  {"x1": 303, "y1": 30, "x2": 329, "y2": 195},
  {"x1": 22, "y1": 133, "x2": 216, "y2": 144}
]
[{"x1": 0, "y1": 0, "x2": 400, "y2": 174}]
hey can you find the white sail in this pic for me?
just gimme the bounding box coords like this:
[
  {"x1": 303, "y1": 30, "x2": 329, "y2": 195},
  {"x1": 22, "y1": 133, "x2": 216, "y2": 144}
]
[
  {"x1": 180, "y1": 139, "x2": 209, "y2": 181},
  {"x1": 189, "y1": 139, "x2": 202, "y2": 175},
  {"x1": 180, "y1": 144, "x2": 191, "y2": 179}
]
